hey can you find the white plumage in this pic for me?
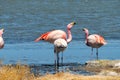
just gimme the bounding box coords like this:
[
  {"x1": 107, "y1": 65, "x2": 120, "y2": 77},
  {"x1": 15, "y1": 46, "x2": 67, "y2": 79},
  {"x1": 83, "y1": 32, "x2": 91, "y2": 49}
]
[
  {"x1": 0, "y1": 29, "x2": 4, "y2": 49},
  {"x1": 54, "y1": 38, "x2": 67, "y2": 54},
  {"x1": 54, "y1": 38, "x2": 67, "y2": 71},
  {"x1": 0, "y1": 37, "x2": 4, "y2": 49}
]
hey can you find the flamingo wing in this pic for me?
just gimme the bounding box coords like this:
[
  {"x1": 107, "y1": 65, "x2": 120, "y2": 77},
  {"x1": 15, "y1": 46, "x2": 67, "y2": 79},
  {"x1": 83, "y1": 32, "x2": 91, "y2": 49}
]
[
  {"x1": 98, "y1": 35, "x2": 107, "y2": 45},
  {"x1": 93, "y1": 34, "x2": 107, "y2": 45}
]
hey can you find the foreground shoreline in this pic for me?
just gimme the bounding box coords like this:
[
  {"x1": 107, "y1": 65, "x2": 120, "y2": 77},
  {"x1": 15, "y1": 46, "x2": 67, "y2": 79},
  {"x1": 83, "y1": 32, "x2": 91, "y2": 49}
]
[
  {"x1": 0, "y1": 60, "x2": 120, "y2": 80},
  {"x1": 38, "y1": 72, "x2": 120, "y2": 80}
]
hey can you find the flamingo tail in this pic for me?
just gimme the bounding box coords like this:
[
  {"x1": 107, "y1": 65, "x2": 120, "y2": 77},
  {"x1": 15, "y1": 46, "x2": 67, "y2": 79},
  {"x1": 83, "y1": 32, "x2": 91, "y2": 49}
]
[{"x1": 34, "y1": 32, "x2": 50, "y2": 42}]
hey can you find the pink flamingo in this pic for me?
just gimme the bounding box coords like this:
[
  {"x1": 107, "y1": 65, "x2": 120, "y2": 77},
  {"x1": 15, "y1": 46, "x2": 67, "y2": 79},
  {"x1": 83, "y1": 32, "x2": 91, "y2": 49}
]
[
  {"x1": 0, "y1": 29, "x2": 4, "y2": 49},
  {"x1": 35, "y1": 22, "x2": 76, "y2": 71},
  {"x1": 82, "y1": 28, "x2": 107, "y2": 59}
]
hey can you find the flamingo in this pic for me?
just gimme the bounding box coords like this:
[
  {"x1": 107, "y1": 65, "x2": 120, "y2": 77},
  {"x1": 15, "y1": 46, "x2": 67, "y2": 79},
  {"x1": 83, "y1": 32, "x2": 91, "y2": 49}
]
[
  {"x1": 54, "y1": 38, "x2": 67, "y2": 71},
  {"x1": 0, "y1": 29, "x2": 4, "y2": 49},
  {"x1": 82, "y1": 28, "x2": 107, "y2": 59},
  {"x1": 35, "y1": 22, "x2": 76, "y2": 71}
]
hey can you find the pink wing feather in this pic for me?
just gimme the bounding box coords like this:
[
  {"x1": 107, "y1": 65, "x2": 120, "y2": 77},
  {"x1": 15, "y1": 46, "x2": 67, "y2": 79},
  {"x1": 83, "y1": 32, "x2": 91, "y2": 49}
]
[{"x1": 35, "y1": 32, "x2": 50, "y2": 42}]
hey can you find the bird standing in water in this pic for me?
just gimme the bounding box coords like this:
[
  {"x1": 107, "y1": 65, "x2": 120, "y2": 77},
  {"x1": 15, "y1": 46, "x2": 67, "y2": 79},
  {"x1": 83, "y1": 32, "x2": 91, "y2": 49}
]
[
  {"x1": 54, "y1": 38, "x2": 67, "y2": 71},
  {"x1": 35, "y1": 22, "x2": 76, "y2": 71},
  {"x1": 82, "y1": 28, "x2": 107, "y2": 59},
  {"x1": 0, "y1": 29, "x2": 4, "y2": 49}
]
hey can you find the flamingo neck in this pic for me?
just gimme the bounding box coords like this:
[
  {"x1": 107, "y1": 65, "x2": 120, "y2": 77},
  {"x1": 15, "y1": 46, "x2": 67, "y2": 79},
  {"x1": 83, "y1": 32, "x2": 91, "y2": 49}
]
[
  {"x1": 0, "y1": 33, "x2": 3, "y2": 37},
  {"x1": 0, "y1": 35, "x2": 2, "y2": 37},
  {"x1": 67, "y1": 28, "x2": 72, "y2": 43},
  {"x1": 85, "y1": 31, "x2": 89, "y2": 42}
]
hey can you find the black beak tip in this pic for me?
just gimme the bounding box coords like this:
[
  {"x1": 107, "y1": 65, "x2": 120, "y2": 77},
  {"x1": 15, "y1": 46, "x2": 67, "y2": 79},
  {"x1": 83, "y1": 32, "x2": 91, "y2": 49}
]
[
  {"x1": 73, "y1": 22, "x2": 76, "y2": 25},
  {"x1": 74, "y1": 22, "x2": 76, "y2": 25},
  {"x1": 82, "y1": 28, "x2": 85, "y2": 31}
]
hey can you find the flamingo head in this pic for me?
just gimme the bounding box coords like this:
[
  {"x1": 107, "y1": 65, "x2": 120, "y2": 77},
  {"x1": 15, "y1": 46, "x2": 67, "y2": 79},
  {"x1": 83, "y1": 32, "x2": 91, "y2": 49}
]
[
  {"x1": 0, "y1": 29, "x2": 4, "y2": 36},
  {"x1": 67, "y1": 22, "x2": 76, "y2": 29},
  {"x1": 82, "y1": 28, "x2": 89, "y2": 34}
]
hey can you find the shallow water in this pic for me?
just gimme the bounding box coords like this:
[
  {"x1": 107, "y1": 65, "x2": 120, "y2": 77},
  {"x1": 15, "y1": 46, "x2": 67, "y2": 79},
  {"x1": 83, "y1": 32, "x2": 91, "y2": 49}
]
[
  {"x1": 0, "y1": 0, "x2": 120, "y2": 75},
  {"x1": 0, "y1": 40, "x2": 120, "y2": 64}
]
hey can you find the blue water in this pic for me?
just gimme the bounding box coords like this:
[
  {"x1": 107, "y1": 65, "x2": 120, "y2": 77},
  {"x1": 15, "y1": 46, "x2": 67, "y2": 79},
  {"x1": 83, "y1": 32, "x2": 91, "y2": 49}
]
[{"x1": 0, "y1": 0, "x2": 120, "y2": 74}]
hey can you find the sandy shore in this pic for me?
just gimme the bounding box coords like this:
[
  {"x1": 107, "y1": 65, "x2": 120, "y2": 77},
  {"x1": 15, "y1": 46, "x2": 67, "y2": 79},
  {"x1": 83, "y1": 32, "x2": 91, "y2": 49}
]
[
  {"x1": 0, "y1": 60, "x2": 120, "y2": 80},
  {"x1": 36, "y1": 72, "x2": 120, "y2": 80}
]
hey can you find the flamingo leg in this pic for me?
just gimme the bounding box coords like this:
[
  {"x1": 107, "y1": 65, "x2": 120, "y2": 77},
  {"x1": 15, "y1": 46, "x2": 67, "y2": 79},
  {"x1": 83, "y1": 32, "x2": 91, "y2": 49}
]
[
  {"x1": 61, "y1": 52, "x2": 63, "y2": 66},
  {"x1": 91, "y1": 48, "x2": 93, "y2": 55},
  {"x1": 54, "y1": 53, "x2": 59, "y2": 72},
  {"x1": 56, "y1": 53, "x2": 59, "y2": 72},
  {"x1": 54, "y1": 53, "x2": 57, "y2": 71},
  {"x1": 96, "y1": 48, "x2": 98, "y2": 60},
  {"x1": 60, "y1": 52, "x2": 64, "y2": 71}
]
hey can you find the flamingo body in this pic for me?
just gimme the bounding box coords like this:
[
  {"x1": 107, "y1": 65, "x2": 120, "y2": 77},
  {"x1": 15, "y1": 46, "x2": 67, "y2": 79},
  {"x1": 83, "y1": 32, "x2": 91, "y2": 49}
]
[
  {"x1": 0, "y1": 37, "x2": 4, "y2": 49},
  {"x1": 35, "y1": 30, "x2": 67, "y2": 43},
  {"x1": 0, "y1": 29, "x2": 4, "y2": 49},
  {"x1": 54, "y1": 38, "x2": 67, "y2": 54},
  {"x1": 87, "y1": 34, "x2": 106, "y2": 48}
]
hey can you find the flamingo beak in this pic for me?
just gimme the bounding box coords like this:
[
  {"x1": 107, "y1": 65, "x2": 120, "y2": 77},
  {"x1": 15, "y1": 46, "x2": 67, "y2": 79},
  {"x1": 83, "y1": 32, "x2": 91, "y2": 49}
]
[
  {"x1": 71, "y1": 22, "x2": 76, "y2": 26},
  {"x1": 1, "y1": 29, "x2": 4, "y2": 32}
]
